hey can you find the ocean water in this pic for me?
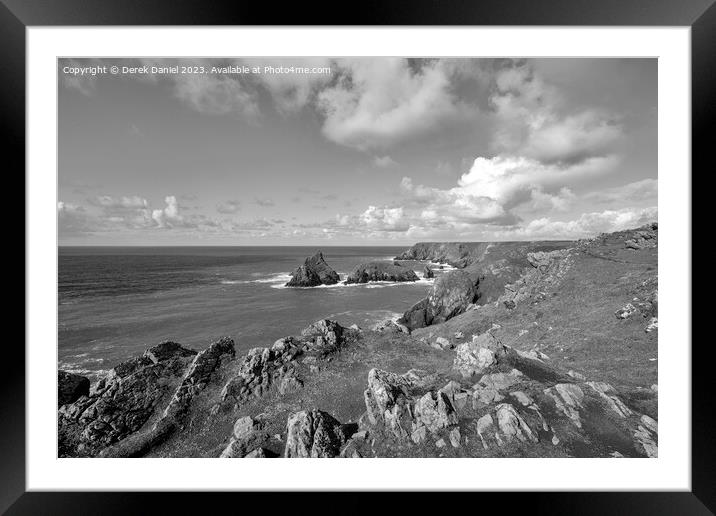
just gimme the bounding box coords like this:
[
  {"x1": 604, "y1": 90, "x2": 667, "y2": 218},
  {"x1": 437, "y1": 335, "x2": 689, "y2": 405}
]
[{"x1": 58, "y1": 246, "x2": 456, "y2": 379}]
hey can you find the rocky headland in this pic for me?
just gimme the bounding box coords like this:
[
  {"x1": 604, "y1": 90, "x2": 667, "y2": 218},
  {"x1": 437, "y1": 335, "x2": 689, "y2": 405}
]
[{"x1": 58, "y1": 223, "x2": 658, "y2": 459}]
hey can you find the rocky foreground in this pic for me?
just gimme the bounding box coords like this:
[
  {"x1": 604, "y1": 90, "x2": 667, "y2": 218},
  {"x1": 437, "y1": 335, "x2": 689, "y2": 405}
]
[{"x1": 58, "y1": 223, "x2": 658, "y2": 458}]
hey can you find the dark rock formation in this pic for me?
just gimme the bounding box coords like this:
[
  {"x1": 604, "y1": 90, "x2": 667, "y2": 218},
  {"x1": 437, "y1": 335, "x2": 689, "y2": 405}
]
[
  {"x1": 423, "y1": 266, "x2": 434, "y2": 279},
  {"x1": 399, "y1": 270, "x2": 481, "y2": 330},
  {"x1": 58, "y1": 341, "x2": 204, "y2": 457},
  {"x1": 220, "y1": 416, "x2": 272, "y2": 458},
  {"x1": 344, "y1": 261, "x2": 419, "y2": 284},
  {"x1": 285, "y1": 251, "x2": 340, "y2": 287},
  {"x1": 58, "y1": 370, "x2": 90, "y2": 407},
  {"x1": 284, "y1": 409, "x2": 349, "y2": 457}
]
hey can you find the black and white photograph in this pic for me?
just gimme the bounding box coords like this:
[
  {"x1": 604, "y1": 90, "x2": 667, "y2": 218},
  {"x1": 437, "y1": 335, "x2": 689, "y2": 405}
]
[{"x1": 56, "y1": 57, "x2": 659, "y2": 460}]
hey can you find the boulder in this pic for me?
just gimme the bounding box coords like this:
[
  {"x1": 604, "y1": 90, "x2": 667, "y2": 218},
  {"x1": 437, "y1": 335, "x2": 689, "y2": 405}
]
[
  {"x1": 344, "y1": 262, "x2": 419, "y2": 284},
  {"x1": 58, "y1": 371, "x2": 90, "y2": 407},
  {"x1": 284, "y1": 409, "x2": 348, "y2": 458},
  {"x1": 285, "y1": 251, "x2": 340, "y2": 287},
  {"x1": 399, "y1": 270, "x2": 480, "y2": 329},
  {"x1": 453, "y1": 332, "x2": 508, "y2": 378}
]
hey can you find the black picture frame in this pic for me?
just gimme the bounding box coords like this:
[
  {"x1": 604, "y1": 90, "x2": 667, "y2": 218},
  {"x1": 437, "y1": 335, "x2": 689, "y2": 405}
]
[{"x1": 5, "y1": 0, "x2": 711, "y2": 513}]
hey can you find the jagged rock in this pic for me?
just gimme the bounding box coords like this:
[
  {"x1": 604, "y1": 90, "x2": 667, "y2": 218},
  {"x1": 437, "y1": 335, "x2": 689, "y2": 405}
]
[
  {"x1": 527, "y1": 249, "x2": 571, "y2": 272},
  {"x1": 423, "y1": 266, "x2": 434, "y2": 279},
  {"x1": 645, "y1": 317, "x2": 658, "y2": 333},
  {"x1": 433, "y1": 336, "x2": 452, "y2": 350},
  {"x1": 344, "y1": 262, "x2": 419, "y2": 284},
  {"x1": 278, "y1": 374, "x2": 304, "y2": 395},
  {"x1": 586, "y1": 382, "x2": 632, "y2": 418},
  {"x1": 413, "y1": 391, "x2": 459, "y2": 432},
  {"x1": 625, "y1": 223, "x2": 658, "y2": 250},
  {"x1": 58, "y1": 341, "x2": 203, "y2": 457},
  {"x1": 399, "y1": 270, "x2": 480, "y2": 329},
  {"x1": 544, "y1": 383, "x2": 585, "y2": 428},
  {"x1": 435, "y1": 438, "x2": 447, "y2": 448},
  {"x1": 495, "y1": 404, "x2": 538, "y2": 444},
  {"x1": 476, "y1": 414, "x2": 494, "y2": 449},
  {"x1": 284, "y1": 410, "x2": 348, "y2": 458},
  {"x1": 634, "y1": 415, "x2": 658, "y2": 457},
  {"x1": 58, "y1": 370, "x2": 90, "y2": 407},
  {"x1": 453, "y1": 332, "x2": 508, "y2": 378},
  {"x1": 394, "y1": 242, "x2": 488, "y2": 268},
  {"x1": 372, "y1": 319, "x2": 409, "y2": 334},
  {"x1": 449, "y1": 427, "x2": 461, "y2": 448},
  {"x1": 220, "y1": 416, "x2": 271, "y2": 458},
  {"x1": 615, "y1": 303, "x2": 638, "y2": 319},
  {"x1": 285, "y1": 251, "x2": 340, "y2": 287},
  {"x1": 245, "y1": 447, "x2": 268, "y2": 458}
]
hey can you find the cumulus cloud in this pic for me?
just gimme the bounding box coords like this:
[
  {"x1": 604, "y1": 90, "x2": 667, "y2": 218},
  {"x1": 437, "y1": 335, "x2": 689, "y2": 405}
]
[
  {"x1": 585, "y1": 178, "x2": 658, "y2": 204},
  {"x1": 492, "y1": 207, "x2": 658, "y2": 240},
  {"x1": 252, "y1": 58, "x2": 334, "y2": 113},
  {"x1": 489, "y1": 61, "x2": 622, "y2": 164},
  {"x1": 316, "y1": 58, "x2": 478, "y2": 151},
  {"x1": 254, "y1": 197, "x2": 275, "y2": 207},
  {"x1": 373, "y1": 155, "x2": 398, "y2": 168},
  {"x1": 151, "y1": 196, "x2": 184, "y2": 228},
  {"x1": 58, "y1": 202, "x2": 96, "y2": 236},
  {"x1": 172, "y1": 74, "x2": 259, "y2": 117},
  {"x1": 216, "y1": 200, "x2": 241, "y2": 214}
]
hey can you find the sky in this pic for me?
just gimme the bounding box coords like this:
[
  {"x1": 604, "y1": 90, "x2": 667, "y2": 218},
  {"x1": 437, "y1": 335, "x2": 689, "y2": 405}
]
[{"x1": 58, "y1": 57, "x2": 657, "y2": 246}]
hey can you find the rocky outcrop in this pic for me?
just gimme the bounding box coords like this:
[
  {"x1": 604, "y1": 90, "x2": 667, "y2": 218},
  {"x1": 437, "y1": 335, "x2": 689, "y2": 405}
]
[
  {"x1": 498, "y1": 249, "x2": 572, "y2": 308},
  {"x1": 625, "y1": 223, "x2": 658, "y2": 250},
  {"x1": 344, "y1": 261, "x2": 419, "y2": 284},
  {"x1": 372, "y1": 318, "x2": 409, "y2": 334},
  {"x1": 423, "y1": 266, "x2": 434, "y2": 279},
  {"x1": 363, "y1": 368, "x2": 458, "y2": 444},
  {"x1": 58, "y1": 341, "x2": 203, "y2": 457},
  {"x1": 220, "y1": 319, "x2": 357, "y2": 406},
  {"x1": 220, "y1": 416, "x2": 273, "y2": 458},
  {"x1": 284, "y1": 409, "x2": 349, "y2": 457},
  {"x1": 399, "y1": 270, "x2": 481, "y2": 329},
  {"x1": 58, "y1": 370, "x2": 90, "y2": 407},
  {"x1": 285, "y1": 251, "x2": 340, "y2": 287}
]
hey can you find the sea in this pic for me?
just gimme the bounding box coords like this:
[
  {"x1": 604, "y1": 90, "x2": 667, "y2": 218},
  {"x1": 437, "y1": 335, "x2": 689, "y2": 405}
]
[{"x1": 58, "y1": 246, "x2": 456, "y2": 380}]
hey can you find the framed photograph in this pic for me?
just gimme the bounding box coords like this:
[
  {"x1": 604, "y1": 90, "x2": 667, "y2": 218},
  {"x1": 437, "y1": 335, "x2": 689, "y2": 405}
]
[{"x1": 9, "y1": 0, "x2": 711, "y2": 512}]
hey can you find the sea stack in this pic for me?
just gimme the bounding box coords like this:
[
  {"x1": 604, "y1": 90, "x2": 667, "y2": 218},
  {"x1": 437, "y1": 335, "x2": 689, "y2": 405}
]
[
  {"x1": 423, "y1": 266, "x2": 434, "y2": 279},
  {"x1": 344, "y1": 261, "x2": 419, "y2": 284},
  {"x1": 285, "y1": 251, "x2": 340, "y2": 287}
]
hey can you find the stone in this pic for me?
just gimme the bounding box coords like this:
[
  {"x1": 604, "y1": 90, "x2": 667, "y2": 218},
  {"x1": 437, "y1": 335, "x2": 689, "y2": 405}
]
[
  {"x1": 435, "y1": 438, "x2": 446, "y2": 448},
  {"x1": 453, "y1": 332, "x2": 506, "y2": 378},
  {"x1": 645, "y1": 317, "x2": 658, "y2": 333},
  {"x1": 476, "y1": 414, "x2": 494, "y2": 450},
  {"x1": 544, "y1": 384, "x2": 585, "y2": 428},
  {"x1": 278, "y1": 374, "x2": 304, "y2": 395},
  {"x1": 615, "y1": 303, "x2": 638, "y2": 319},
  {"x1": 372, "y1": 319, "x2": 409, "y2": 334},
  {"x1": 233, "y1": 416, "x2": 261, "y2": 439},
  {"x1": 434, "y1": 337, "x2": 452, "y2": 350},
  {"x1": 344, "y1": 261, "x2": 419, "y2": 284},
  {"x1": 58, "y1": 370, "x2": 90, "y2": 407},
  {"x1": 411, "y1": 426, "x2": 427, "y2": 444},
  {"x1": 495, "y1": 403, "x2": 538, "y2": 444},
  {"x1": 285, "y1": 251, "x2": 340, "y2": 287},
  {"x1": 586, "y1": 382, "x2": 632, "y2": 418},
  {"x1": 423, "y1": 265, "x2": 434, "y2": 279},
  {"x1": 449, "y1": 427, "x2": 461, "y2": 448},
  {"x1": 413, "y1": 391, "x2": 459, "y2": 433},
  {"x1": 244, "y1": 447, "x2": 267, "y2": 458},
  {"x1": 284, "y1": 409, "x2": 347, "y2": 458}
]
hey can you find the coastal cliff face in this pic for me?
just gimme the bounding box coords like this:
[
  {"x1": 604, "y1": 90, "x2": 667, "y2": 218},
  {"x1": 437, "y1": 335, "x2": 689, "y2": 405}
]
[{"x1": 58, "y1": 224, "x2": 658, "y2": 459}]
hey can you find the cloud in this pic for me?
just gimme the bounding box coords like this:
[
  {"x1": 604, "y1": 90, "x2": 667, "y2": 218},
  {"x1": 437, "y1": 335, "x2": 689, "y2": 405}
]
[
  {"x1": 252, "y1": 58, "x2": 334, "y2": 113},
  {"x1": 216, "y1": 200, "x2": 241, "y2": 214},
  {"x1": 489, "y1": 61, "x2": 622, "y2": 164},
  {"x1": 151, "y1": 196, "x2": 184, "y2": 228},
  {"x1": 172, "y1": 73, "x2": 259, "y2": 117},
  {"x1": 585, "y1": 178, "x2": 658, "y2": 204},
  {"x1": 492, "y1": 206, "x2": 658, "y2": 240},
  {"x1": 58, "y1": 202, "x2": 96, "y2": 236},
  {"x1": 373, "y1": 155, "x2": 398, "y2": 168},
  {"x1": 254, "y1": 197, "x2": 275, "y2": 207},
  {"x1": 316, "y1": 58, "x2": 478, "y2": 151}
]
